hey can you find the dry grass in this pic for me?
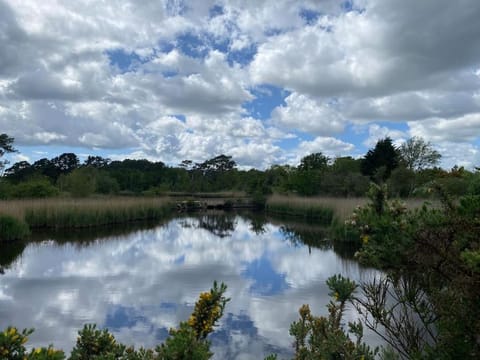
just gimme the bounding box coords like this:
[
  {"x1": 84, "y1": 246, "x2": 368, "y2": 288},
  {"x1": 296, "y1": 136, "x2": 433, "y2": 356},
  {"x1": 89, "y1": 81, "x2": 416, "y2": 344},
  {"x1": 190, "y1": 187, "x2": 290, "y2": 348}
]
[
  {"x1": 267, "y1": 194, "x2": 369, "y2": 221},
  {"x1": 266, "y1": 195, "x2": 434, "y2": 221},
  {"x1": 0, "y1": 197, "x2": 173, "y2": 228}
]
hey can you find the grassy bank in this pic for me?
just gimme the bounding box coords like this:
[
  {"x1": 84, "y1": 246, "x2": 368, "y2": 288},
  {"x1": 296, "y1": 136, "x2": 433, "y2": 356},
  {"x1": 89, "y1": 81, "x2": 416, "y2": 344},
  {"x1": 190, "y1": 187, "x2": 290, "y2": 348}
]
[
  {"x1": 0, "y1": 197, "x2": 173, "y2": 230},
  {"x1": 0, "y1": 214, "x2": 30, "y2": 242}
]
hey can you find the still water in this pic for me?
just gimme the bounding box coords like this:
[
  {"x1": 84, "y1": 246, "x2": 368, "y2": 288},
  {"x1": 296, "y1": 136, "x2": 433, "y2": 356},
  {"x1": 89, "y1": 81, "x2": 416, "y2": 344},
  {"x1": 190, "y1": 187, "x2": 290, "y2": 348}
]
[{"x1": 0, "y1": 212, "x2": 379, "y2": 359}]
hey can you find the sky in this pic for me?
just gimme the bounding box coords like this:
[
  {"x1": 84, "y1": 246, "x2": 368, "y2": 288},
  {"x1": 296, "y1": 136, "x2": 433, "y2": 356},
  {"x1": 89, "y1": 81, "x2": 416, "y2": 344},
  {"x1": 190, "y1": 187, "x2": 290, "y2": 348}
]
[{"x1": 1, "y1": 0, "x2": 480, "y2": 170}]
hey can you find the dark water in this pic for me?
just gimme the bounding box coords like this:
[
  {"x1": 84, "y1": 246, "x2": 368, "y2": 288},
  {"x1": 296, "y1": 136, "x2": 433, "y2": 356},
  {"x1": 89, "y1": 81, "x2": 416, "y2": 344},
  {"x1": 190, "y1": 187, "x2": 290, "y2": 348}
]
[{"x1": 0, "y1": 212, "x2": 379, "y2": 359}]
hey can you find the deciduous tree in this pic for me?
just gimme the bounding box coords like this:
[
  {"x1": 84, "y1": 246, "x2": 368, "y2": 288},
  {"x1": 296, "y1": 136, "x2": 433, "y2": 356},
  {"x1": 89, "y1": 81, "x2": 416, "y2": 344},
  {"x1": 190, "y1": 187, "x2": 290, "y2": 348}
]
[{"x1": 399, "y1": 136, "x2": 441, "y2": 171}]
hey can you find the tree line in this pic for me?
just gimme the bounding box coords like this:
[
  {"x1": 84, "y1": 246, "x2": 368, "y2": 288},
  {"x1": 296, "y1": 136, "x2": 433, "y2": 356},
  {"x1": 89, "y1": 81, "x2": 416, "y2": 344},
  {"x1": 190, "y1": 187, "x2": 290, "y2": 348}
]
[{"x1": 1, "y1": 133, "x2": 479, "y2": 199}]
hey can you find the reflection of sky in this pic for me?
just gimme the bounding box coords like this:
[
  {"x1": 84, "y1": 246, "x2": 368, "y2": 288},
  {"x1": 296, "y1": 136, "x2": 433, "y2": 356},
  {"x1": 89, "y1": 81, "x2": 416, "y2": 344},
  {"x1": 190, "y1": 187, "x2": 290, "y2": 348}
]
[{"x1": 0, "y1": 215, "x2": 380, "y2": 359}]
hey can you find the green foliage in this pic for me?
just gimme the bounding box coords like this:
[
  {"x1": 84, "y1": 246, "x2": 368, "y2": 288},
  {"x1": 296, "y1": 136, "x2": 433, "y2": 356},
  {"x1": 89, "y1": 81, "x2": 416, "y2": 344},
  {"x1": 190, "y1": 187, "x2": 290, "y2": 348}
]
[
  {"x1": 399, "y1": 137, "x2": 441, "y2": 171},
  {"x1": 0, "y1": 327, "x2": 65, "y2": 360},
  {"x1": 0, "y1": 133, "x2": 16, "y2": 171},
  {"x1": 387, "y1": 165, "x2": 415, "y2": 197},
  {"x1": 0, "y1": 215, "x2": 30, "y2": 241},
  {"x1": 347, "y1": 184, "x2": 480, "y2": 358},
  {"x1": 58, "y1": 168, "x2": 97, "y2": 197},
  {"x1": 10, "y1": 177, "x2": 59, "y2": 198},
  {"x1": 95, "y1": 171, "x2": 120, "y2": 195},
  {"x1": 289, "y1": 275, "x2": 378, "y2": 360},
  {"x1": 298, "y1": 153, "x2": 329, "y2": 172},
  {"x1": 361, "y1": 137, "x2": 399, "y2": 182},
  {"x1": 157, "y1": 282, "x2": 229, "y2": 359},
  {"x1": 265, "y1": 202, "x2": 334, "y2": 224}
]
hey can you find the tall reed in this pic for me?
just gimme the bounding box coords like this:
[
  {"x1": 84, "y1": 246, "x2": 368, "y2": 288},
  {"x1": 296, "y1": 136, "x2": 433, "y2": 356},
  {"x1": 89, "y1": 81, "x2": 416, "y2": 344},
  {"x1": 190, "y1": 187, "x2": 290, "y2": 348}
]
[
  {"x1": 0, "y1": 197, "x2": 173, "y2": 229},
  {"x1": 266, "y1": 195, "x2": 368, "y2": 224}
]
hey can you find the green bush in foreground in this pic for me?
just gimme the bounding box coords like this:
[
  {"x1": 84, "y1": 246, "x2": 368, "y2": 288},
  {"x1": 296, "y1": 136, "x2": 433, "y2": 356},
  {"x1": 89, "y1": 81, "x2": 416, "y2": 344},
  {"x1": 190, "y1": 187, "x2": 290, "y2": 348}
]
[
  {"x1": 0, "y1": 215, "x2": 30, "y2": 241},
  {"x1": 289, "y1": 275, "x2": 378, "y2": 360}
]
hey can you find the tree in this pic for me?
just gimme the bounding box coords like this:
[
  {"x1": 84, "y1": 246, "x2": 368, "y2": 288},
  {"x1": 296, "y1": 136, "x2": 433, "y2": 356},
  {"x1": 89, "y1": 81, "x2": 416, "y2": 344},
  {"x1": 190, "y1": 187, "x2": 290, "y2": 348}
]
[
  {"x1": 58, "y1": 167, "x2": 96, "y2": 197},
  {"x1": 361, "y1": 137, "x2": 399, "y2": 182},
  {"x1": 0, "y1": 133, "x2": 16, "y2": 172},
  {"x1": 298, "y1": 152, "x2": 329, "y2": 172},
  {"x1": 4, "y1": 161, "x2": 34, "y2": 182},
  {"x1": 84, "y1": 155, "x2": 111, "y2": 168},
  {"x1": 399, "y1": 136, "x2": 441, "y2": 171}
]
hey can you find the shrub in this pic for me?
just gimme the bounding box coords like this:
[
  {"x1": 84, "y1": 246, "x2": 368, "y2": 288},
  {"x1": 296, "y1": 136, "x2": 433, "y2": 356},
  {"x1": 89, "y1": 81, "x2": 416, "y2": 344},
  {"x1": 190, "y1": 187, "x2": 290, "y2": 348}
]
[{"x1": 0, "y1": 214, "x2": 30, "y2": 241}]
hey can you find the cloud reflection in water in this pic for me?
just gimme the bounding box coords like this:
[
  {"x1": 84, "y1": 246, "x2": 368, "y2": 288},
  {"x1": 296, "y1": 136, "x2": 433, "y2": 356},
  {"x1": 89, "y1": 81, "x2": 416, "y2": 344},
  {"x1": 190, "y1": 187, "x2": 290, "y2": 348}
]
[{"x1": 0, "y1": 214, "x2": 379, "y2": 359}]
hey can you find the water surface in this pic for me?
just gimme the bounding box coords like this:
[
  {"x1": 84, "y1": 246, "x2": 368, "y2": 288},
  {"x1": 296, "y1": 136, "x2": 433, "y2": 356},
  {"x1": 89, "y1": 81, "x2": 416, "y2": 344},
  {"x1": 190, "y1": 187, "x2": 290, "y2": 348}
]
[{"x1": 0, "y1": 212, "x2": 379, "y2": 359}]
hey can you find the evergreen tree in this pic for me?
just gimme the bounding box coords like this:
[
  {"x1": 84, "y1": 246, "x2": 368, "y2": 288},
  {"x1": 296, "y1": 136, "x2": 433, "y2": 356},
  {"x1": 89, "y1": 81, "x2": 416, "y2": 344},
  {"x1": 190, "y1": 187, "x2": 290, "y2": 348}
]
[{"x1": 361, "y1": 137, "x2": 399, "y2": 182}]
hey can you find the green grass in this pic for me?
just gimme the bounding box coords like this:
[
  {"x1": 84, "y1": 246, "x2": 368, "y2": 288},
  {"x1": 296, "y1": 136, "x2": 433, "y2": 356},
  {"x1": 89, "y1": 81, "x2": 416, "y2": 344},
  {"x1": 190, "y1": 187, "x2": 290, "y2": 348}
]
[{"x1": 0, "y1": 215, "x2": 30, "y2": 241}]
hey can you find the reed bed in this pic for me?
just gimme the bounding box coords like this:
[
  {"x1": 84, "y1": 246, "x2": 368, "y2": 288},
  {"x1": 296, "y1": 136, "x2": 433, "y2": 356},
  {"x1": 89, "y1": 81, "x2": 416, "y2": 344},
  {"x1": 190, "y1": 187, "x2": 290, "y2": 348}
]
[
  {"x1": 266, "y1": 195, "x2": 368, "y2": 223},
  {"x1": 0, "y1": 197, "x2": 173, "y2": 229}
]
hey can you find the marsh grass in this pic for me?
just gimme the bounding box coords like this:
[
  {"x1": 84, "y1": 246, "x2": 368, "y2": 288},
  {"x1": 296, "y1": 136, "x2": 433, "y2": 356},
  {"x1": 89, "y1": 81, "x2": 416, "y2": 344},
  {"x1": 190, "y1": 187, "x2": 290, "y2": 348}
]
[
  {"x1": 266, "y1": 195, "x2": 368, "y2": 224},
  {"x1": 0, "y1": 197, "x2": 173, "y2": 229}
]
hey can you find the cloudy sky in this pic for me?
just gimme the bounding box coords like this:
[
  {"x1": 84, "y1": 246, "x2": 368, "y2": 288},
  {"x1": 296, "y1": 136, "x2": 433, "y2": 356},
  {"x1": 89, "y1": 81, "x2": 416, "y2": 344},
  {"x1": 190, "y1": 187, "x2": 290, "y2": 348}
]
[{"x1": 1, "y1": 0, "x2": 480, "y2": 169}]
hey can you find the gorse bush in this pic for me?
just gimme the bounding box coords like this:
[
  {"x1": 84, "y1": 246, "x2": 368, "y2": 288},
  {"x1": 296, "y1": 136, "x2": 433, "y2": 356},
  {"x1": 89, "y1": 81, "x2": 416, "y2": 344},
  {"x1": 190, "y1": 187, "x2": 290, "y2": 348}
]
[
  {"x1": 289, "y1": 275, "x2": 378, "y2": 360},
  {"x1": 345, "y1": 183, "x2": 480, "y2": 358},
  {"x1": 0, "y1": 327, "x2": 64, "y2": 360}
]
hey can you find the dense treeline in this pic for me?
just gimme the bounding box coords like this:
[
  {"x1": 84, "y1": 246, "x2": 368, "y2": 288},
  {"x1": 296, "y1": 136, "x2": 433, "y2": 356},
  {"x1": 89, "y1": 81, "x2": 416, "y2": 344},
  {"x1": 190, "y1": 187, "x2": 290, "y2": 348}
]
[{"x1": 1, "y1": 134, "x2": 480, "y2": 199}]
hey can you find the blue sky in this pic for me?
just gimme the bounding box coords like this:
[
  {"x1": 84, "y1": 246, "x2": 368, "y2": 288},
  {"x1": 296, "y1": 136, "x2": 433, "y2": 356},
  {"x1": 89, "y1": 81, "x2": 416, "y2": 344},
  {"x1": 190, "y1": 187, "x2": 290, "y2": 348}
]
[{"x1": 1, "y1": 0, "x2": 480, "y2": 169}]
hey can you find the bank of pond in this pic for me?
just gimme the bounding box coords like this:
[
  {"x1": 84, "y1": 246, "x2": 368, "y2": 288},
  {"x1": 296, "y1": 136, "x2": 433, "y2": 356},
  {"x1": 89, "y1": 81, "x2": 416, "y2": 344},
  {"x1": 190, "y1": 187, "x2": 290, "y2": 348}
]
[{"x1": 0, "y1": 195, "x2": 372, "y2": 243}]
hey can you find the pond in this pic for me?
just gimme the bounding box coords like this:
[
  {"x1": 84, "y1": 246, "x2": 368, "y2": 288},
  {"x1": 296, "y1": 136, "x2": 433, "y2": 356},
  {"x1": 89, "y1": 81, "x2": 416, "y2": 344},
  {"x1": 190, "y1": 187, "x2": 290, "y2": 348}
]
[{"x1": 0, "y1": 212, "x2": 380, "y2": 359}]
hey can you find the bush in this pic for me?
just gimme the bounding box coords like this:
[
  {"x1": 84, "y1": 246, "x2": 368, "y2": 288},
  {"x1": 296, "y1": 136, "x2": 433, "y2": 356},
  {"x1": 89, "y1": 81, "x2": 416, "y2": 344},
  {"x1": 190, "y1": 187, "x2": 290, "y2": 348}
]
[
  {"x1": 289, "y1": 275, "x2": 378, "y2": 360},
  {"x1": 0, "y1": 215, "x2": 30, "y2": 241},
  {"x1": 10, "y1": 178, "x2": 58, "y2": 198},
  {"x1": 345, "y1": 183, "x2": 480, "y2": 358}
]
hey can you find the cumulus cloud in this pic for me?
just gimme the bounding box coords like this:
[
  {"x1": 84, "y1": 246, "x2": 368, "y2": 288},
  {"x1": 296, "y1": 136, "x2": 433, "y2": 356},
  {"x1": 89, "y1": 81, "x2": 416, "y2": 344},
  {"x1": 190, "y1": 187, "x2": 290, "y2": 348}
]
[
  {"x1": 1, "y1": 0, "x2": 479, "y2": 168},
  {"x1": 272, "y1": 93, "x2": 345, "y2": 135},
  {"x1": 363, "y1": 124, "x2": 407, "y2": 148},
  {"x1": 296, "y1": 137, "x2": 355, "y2": 163},
  {"x1": 408, "y1": 114, "x2": 480, "y2": 143}
]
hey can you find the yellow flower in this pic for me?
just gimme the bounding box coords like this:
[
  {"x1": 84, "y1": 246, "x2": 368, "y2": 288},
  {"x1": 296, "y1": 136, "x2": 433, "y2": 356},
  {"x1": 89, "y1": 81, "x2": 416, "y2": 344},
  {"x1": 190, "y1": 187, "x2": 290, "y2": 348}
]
[
  {"x1": 334, "y1": 292, "x2": 339, "y2": 301},
  {"x1": 188, "y1": 315, "x2": 196, "y2": 327},
  {"x1": 34, "y1": 348, "x2": 42, "y2": 354},
  {"x1": 299, "y1": 304, "x2": 310, "y2": 318},
  {"x1": 362, "y1": 235, "x2": 369, "y2": 244}
]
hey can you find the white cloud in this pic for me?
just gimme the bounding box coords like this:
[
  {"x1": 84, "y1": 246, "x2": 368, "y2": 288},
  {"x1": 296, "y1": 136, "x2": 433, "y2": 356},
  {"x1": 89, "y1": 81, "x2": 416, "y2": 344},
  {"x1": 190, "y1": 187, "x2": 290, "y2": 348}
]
[
  {"x1": 294, "y1": 137, "x2": 355, "y2": 165},
  {"x1": 1, "y1": 0, "x2": 480, "y2": 168},
  {"x1": 272, "y1": 93, "x2": 345, "y2": 135},
  {"x1": 408, "y1": 113, "x2": 480, "y2": 143},
  {"x1": 363, "y1": 124, "x2": 407, "y2": 148}
]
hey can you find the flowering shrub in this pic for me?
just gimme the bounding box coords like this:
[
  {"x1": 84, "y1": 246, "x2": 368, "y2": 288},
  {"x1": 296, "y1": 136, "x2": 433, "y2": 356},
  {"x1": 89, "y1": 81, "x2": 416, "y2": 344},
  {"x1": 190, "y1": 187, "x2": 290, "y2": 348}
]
[
  {"x1": 346, "y1": 183, "x2": 480, "y2": 358},
  {"x1": 289, "y1": 275, "x2": 377, "y2": 360},
  {"x1": 0, "y1": 327, "x2": 64, "y2": 360}
]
